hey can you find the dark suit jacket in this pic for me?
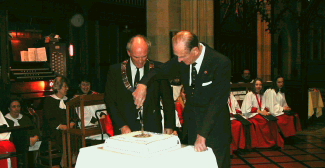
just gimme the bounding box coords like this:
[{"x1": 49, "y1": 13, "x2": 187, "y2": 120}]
[
  {"x1": 104, "y1": 60, "x2": 175, "y2": 134},
  {"x1": 140, "y1": 43, "x2": 231, "y2": 147},
  {"x1": 42, "y1": 96, "x2": 77, "y2": 148}
]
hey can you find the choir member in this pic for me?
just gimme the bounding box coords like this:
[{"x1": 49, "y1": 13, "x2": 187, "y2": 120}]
[
  {"x1": 264, "y1": 76, "x2": 302, "y2": 139},
  {"x1": 0, "y1": 112, "x2": 17, "y2": 168},
  {"x1": 241, "y1": 78, "x2": 284, "y2": 148},
  {"x1": 228, "y1": 93, "x2": 246, "y2": 153}
]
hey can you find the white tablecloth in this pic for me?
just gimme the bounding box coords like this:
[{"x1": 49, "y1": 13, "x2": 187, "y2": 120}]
[
  {"x1": 75, "y1": 144, "x2": 218, "y2": 168},
  {"x1": 308, "y1": 90, "x2": 324, "y2": 118}
]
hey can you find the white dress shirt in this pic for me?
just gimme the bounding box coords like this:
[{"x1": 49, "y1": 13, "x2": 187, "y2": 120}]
[
  {"x1": 190, "y1": 43, "x2": 206, "y2": 86},
  {"x1": 130, "y1": 58, "x2": 144, "y2": 86}
]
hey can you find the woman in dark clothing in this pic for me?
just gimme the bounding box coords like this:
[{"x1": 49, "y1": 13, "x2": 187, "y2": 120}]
[
  {"x1": 5, "y1": 99, "x2": 40, "y2": 147},
  {"x1": 42, "y1": 76, "x2": 76, "y2": 149}
]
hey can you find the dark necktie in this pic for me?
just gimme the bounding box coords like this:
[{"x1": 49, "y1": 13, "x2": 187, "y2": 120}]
[
  {"x1": 134, "y1": 68, "x2": 140, "y2": 87},
  {"x1": 191, "y1": 62, "x2": 197, "y2": 87}
]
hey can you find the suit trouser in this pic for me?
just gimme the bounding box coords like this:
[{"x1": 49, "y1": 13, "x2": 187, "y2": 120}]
[{"x1": 186, "y1": 106, "x2": 231, "y2": 168}]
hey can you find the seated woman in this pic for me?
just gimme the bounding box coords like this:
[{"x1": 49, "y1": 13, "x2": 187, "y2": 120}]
[
  {"x1": 265, "y1": 76, "x2": 302, "y2": 139},
  {"x1": 74, "y1": 77, "x2": 99, "y2": 95},
  {"x1": 241, "y1": 78, "x2": 283, "y2": 148},
  {"x1": 228, "y1": 92, "x2": 246, "y2": 154},
  {"x1": 42, "y1": 76, "x2": 77, "y2": 150},
  {"x1": 0, "y1": 112, "x2": 17, "y2": 168},
  {"x1": 73, "y1": 77, "x2": 114, "y2": 136},
  {"x1": 5, "y1": 99, "x2": 40, "y2": 148}
]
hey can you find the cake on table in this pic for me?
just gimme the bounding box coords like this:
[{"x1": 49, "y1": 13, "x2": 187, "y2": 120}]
[{"x1": 103, "y1": 131, "x2": 181, "y2": 157}]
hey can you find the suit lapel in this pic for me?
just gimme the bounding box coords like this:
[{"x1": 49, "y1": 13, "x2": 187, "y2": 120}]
[
  {"x1": 126, "y1": 60, "x2": 132, "y2": 86},
  {"x1": 143, "y1": 60, "x2": 149, "y2": 76},
  {"x1": 182, "y1": 64, "x2": 190, "y2": 87},
  {"x1": 196, "y1": 45, "x2": 212, "y2": 86}
]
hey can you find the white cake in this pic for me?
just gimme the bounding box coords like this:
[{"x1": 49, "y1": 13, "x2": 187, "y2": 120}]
[{"x1": 103, "y1": 131, "x2": 181, "y2": 157}]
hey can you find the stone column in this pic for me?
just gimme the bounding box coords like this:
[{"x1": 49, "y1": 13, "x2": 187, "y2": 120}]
[
  {"x1": 147, "y1": 0, "x2": 214, "y2": 62},
  {"x1": 181, "y1": 0, "x2": 214, "y2": 47},
  {"x1": 147, "y1": 0, "x2": 181, "y2": 62},
  {"x1": 257, "y1": 14, "x2": 272, "y2": 81}
]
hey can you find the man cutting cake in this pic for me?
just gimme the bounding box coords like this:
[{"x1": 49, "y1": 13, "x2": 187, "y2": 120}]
[
  {"x1": 133, "y1": 31, "x2": 231, "y2": 168},
  {"x1": 104, "y1": 35, "x2": 175, "y2": 135}
]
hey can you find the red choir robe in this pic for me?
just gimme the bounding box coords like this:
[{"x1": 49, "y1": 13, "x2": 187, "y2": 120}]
[
  {"x1": 175, "y1": 101, "x2": 184, "y2": 125},
  {"x1": 265, "y1": 89, "x2": 302, "y2": 137},
  {"x1": 241, "y1": 92, "x2": 284, "y2": 148},
  {"x1": 0, "y1": 112, "x2": 17, "y2": 168},
  {"x1": 228, "y1": 93, "x2": 246, "y2": 153}
]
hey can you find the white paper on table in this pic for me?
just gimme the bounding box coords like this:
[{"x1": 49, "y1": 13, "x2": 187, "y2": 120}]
[{"x1": 29, "y1": 141, "x2": 42, "y2": 151}]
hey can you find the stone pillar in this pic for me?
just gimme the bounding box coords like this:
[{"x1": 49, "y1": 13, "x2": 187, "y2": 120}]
[
  {"x1": 181, "y1": 0, "x2": 214, "y2": 47},
  {"x1": 147, "y1": 0, "x2": 181, "y2": 62},
  {"x1": 147, "y1": 0, "x2": 214, "y2": 62},
  {"x1": 257, "y1": 14, "x2": 272, "y2": 81}
]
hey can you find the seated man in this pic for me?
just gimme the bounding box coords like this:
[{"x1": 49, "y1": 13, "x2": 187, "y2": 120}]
[{"x1": 237, "y1": 69, "x2": 254, "y2": 83}]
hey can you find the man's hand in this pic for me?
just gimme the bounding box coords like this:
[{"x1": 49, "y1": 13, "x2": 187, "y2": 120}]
[
  {"x1": 284, "y1": 106, "x2": 291, "y2": 111},
  {"x1": 121, "y1": 125, "x2": 132, "y2": 134},
  {"x1": 30, "y1": 136, "x2": 39, "y2": 146},
  {"x1": 164, "y1": 128, "x2": 173, "y2": 135},
  {"x1": 194, "y1": 134, "x2": 208, "y2": 152},
  {"x1": 133, "y1": 84, "x2": 147, "y2": 109}
]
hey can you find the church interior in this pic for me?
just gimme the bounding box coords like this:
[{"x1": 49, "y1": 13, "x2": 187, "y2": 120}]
[{"x1": 0, "y1": 0, "x2": 325, "y2": 167}]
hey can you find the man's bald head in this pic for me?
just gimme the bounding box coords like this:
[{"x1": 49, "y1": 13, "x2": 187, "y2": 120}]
[
  {"x1": 172, "y1": 31, "x2": 199, "y2": 52},
  {"x1": 127, "y1": 35, "x2": 151, "y2": 68}
]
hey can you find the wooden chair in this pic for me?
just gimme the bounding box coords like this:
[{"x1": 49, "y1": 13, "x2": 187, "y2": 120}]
[
  {"x1": 37, "y1": 140, "x2": 62, "y2": 168},
  {"x1": 64, "y1": 94, "x2": 106, "y2": 168}
]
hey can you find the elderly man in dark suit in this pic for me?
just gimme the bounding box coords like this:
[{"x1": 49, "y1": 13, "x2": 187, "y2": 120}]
[
  {"x1": 104, "y1": 35, "x2": 175, "y2": 135},
  {"x1": 133, "y1": 31, "x2": 231, "y2": 167}
]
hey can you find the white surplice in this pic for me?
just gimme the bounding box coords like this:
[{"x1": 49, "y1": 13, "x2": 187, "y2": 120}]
[
  {"x1": 228, "y1": 93, "x2": 242, "y2": 120},
  {"x1": 264, "y1": 89, "x2": 284, "y2": 117},
  {"x1": 241, "y1": 92, "x2": 266, "y2": 119}
]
